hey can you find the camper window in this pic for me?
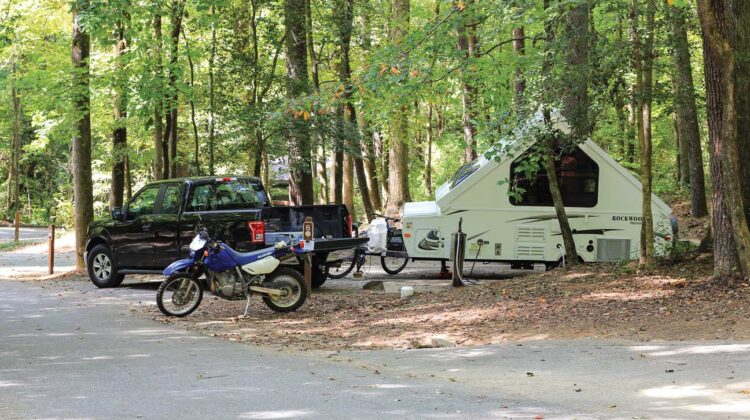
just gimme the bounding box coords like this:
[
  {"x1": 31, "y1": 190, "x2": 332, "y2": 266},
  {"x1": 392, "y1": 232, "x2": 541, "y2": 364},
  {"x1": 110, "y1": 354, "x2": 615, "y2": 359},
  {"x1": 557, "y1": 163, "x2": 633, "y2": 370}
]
[{"x1": 510, "y1": 147, "x2": 599, "y2": 207}]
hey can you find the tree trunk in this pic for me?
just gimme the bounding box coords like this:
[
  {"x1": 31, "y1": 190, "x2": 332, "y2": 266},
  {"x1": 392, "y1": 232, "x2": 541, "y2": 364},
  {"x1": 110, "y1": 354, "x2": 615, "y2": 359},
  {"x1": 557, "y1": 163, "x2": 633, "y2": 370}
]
[
  {"x1": 733, "y1": 1, "x2": 750, "y2": 225},
  {"x1": 153, "y1": 13, "x2": 165, "y2": 180},
  {"x1": 456, "y1": 0, "x2": 478, "y2": 163},
  {"x1": 632, "y1": 0, "x2": 655, "y2": 267},
  {"x1": 284, "y1": 0, "x2": 314, "y2": 205},
  {"x1": 343, "y1": 154, "x2": 354, "y2": 219},
  {"x1": 424, "y1": 103, "x2": 433, "y2": 197},
  {"x1": 111, "y1": 16, "x2": 128, "y2": 209},
  {"x1": 561, "y1": 1, "x2": 591, "y2": 137},
  {"x1": 332, "y1": 149, "x2": 343, "y2": 204},
  {"x1": 670, "y1": 3, "x2": 709, "y2": 217},
  {"x1": 72, "y1": 1, "x2": 94, "y2": 270},
  {"x1": 385, "y1": 0, "x2": 411, "y2": 217},
  {"x1": 305, "y1": 0, "x2": 328, "y2": 204},
  {"x1": 673, "y1": 112, "x2": 690, "y2": 187},
  {"x1": 180, "y1": 25, "x2": 200, "y2": 176},
  {"x1": 165, "y1": 0, "x2": 186, "y2": 179},
  {"x1": 124, "y1": 154, "x2": 132, "y2": 201},
  {"x1": 698, "y1": 0, "x2": 750, "y2": 278},
  {"x1": 8, "y1": 62, "x2": 20, "y2": 219},
  {"x1": 543, "y1": 0, "x2": 578, "y2": 265},
  {"x1": 358, "y1": 0, "x2": 382, "y2": 212},
  {"x1": 513, "y1": 26, "x2": 526, "y2": 118},
  {"x1": 208, "y1": 4, "x2": 217, "y2": 176},
  {"x1": 335, "y1": 0, "x2": 373, "y2": 221}
]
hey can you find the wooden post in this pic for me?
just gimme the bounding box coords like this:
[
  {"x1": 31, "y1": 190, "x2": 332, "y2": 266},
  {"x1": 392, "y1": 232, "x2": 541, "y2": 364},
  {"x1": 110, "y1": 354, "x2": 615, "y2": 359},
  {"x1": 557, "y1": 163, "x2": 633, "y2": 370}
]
[
  {"x1": 303, "y1": 253, "x2": 312, "y2": 296},
  {"x1": 14, "y1": 211, "x2": 20, "y2": 243},
  {"x1": 48, "y1": 225, "x2": 55, "y2": 275},
  {"x1": 302, "y1": 216, "x2": 314, "y2": 295}
]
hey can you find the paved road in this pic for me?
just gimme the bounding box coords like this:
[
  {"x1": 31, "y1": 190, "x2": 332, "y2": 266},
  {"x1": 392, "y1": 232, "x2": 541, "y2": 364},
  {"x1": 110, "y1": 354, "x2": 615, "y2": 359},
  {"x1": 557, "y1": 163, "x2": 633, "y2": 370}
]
[
  {"x1": 0, "y1": 279, "x2": 589, "y2": 419},
  {"x1": 0, "y1": 227, "x2": 50, "y2": 242},
  {"x1": 2, "y1": 278, "x2": 749, "y2": 419}
]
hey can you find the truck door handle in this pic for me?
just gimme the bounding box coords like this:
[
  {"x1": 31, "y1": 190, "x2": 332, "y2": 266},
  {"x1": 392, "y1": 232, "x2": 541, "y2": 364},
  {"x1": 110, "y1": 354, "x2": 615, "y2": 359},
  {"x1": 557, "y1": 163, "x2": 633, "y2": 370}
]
[{"x1": 142, "y1": 224, "x2": 152, "y2": 232}]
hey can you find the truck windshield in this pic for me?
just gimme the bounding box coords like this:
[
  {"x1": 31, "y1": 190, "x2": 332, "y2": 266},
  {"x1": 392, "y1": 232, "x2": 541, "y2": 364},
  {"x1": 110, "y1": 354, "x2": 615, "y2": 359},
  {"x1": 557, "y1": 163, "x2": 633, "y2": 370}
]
[{"x1": 186, "y1": 179, "x2": 268, "y2": 212}]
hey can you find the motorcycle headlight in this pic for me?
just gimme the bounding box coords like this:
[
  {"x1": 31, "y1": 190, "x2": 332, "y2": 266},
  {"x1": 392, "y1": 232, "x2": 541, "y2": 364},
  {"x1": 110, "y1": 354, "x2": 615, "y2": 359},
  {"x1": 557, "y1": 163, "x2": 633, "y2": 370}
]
[{"x1": 189, "y1": 236, "x2": 207, "y2": 252}]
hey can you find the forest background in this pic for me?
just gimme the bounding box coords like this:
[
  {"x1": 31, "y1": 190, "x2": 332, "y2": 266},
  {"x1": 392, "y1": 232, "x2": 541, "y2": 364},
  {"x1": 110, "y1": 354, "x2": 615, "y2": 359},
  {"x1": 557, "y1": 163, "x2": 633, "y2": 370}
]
[{"x1": 1, "y1": 0, "x2": 749, "y2": 277}]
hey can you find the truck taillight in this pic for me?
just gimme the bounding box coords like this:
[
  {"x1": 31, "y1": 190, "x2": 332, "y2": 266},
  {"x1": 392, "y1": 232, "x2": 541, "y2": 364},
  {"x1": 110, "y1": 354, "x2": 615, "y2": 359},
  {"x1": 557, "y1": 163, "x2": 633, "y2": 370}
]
[
  {"x1": 247, "y1": 221, "x2": 265, "y2": 244},
  {"x1": 346, "y1": 214, "x2": 353, "y2": 237}
]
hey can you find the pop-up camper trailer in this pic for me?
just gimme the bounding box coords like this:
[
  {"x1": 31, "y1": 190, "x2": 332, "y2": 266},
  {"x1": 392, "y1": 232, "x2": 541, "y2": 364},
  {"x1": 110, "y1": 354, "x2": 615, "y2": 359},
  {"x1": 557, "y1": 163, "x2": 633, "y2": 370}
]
[{"x1": 402, "y1": 114, "x2": 675, "y2": 267}]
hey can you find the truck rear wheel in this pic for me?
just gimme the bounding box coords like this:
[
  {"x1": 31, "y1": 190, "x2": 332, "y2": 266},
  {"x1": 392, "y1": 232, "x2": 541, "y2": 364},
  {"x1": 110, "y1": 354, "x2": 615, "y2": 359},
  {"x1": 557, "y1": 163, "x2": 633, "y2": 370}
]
[{"x1": 87, "y1": 244, "x2": 125, "y2": 288}]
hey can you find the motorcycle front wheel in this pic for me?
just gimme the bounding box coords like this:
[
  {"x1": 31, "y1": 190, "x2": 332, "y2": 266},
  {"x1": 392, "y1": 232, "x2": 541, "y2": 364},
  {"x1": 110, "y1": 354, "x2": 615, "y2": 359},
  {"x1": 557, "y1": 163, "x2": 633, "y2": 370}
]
[
  {"x1": 156, "y1": 273, "x2": 203, "y2": 317},
  {"x1": 262, "y1": 267, "x2": 308, "y2": 313}
]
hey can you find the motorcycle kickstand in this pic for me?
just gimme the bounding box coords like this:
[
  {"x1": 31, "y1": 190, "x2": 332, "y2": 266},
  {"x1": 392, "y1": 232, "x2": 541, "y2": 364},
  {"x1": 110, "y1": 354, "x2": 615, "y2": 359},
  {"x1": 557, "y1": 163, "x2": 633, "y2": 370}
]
[{"x1": 242, "y1": 295, "x2": 251, "y2": 317}]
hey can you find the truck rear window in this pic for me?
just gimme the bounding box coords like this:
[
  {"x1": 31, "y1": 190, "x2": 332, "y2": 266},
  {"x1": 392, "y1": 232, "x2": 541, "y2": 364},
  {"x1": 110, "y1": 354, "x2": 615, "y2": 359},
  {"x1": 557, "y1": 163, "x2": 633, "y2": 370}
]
[{"x1": 186, "y1": 180, "x2": 268, "y2": 212}]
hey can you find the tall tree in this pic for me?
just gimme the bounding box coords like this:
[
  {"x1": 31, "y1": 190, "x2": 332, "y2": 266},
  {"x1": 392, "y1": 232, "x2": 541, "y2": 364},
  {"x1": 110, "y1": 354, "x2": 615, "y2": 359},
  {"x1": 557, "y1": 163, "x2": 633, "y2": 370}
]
[
  {"x1": 72, "y1": 0, "x2": 94, "y2": 270},
  {"x1": 153, "y1": 12, "x2": 165, "y2": 180},
  {"x1": 632, "y1": 0, "x2": 655, "y2": 266},
  {"x1": 669, "y1": 3, "x2": 708, "y2": 217},
  {"x1": 734, "y1": 0, "x2": 750, "y2": 225},
  {"x1": 561, "y1": 0, "x2": 591, "y2": 137},
  {"x1": 207, "y1": 3, "x2": 217, "y2": 176},
  {"x1": 542, "y1": 0, "x2": 579, "y2": 265},
  {"x1": 358, "y1": 0, "x2": 383, "y2": 211},
  {"x1": 456, "y1": 0, "x2": 478, "y2": 163},
  {"x1": 385, "y1": 0, "x2": 411, "y2": 217},
  {"x1": 110, "y1": 11, "x2": 129, "y2": 209},
  {"x1": 305, "y1": 0, "x2": 329, "y2": 205},
  {"x1": 513, "y1": 25, "x2": 525, "y2": 116},
  {"x1": 284, "y1": 0, "x2": 314, "y2": 205},
  {"x1": 7, "y1": 61, "x2": 20, "y2": 219},
  {"x1": 335, "y1": 0, "x2": 375, "y2": 221},
  {"x1": 697, "y1": 0, "x2": 750, "y2": 278},
  {"x1": 164, "y1": 0, "x2": 186, "y2": 179}
]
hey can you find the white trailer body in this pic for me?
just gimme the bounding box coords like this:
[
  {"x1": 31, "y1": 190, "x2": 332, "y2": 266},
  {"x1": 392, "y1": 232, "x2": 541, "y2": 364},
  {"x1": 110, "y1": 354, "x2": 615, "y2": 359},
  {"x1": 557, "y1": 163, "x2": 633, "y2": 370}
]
[{"x1": 402, "y1": 137, "x2": 674, "y2": 265}]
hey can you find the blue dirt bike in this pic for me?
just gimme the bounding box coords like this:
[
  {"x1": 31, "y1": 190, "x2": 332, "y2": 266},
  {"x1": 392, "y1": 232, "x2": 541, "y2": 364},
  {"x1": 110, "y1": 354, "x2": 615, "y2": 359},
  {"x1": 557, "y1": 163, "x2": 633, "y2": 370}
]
[{"x1": 156, "y1": 228, "x2": 307, "y2": 317}]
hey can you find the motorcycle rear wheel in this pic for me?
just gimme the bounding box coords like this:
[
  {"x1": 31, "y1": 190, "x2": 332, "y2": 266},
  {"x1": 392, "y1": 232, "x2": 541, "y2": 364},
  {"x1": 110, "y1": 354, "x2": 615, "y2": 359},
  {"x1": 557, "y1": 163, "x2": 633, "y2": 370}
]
[
  {"x1": 262, "y1": 267, "x2": 308, "y2": 313},
  {"x1": 156, "y1": 273, "x2": 203, "y2": 317}
]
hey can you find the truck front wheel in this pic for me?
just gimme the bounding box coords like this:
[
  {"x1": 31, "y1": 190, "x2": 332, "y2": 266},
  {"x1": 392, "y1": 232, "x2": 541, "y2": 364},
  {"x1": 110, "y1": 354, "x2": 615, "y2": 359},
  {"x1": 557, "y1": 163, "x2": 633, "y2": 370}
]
[{"x1": 87, "y1": 244, "x2": 125, "y2": 288}]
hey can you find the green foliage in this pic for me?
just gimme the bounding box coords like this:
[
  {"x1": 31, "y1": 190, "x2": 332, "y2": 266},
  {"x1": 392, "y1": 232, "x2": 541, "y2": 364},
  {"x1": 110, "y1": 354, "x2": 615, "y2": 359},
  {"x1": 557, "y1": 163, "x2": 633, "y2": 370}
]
[{"x1": 0, "y1": 0, "x2": 710, "y2": 224}]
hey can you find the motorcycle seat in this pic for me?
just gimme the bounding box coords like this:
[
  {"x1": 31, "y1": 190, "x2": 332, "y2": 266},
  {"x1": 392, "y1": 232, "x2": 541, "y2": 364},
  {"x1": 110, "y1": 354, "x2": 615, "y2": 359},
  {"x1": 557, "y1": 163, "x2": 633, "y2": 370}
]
[{"x1": 224, "y1": 245, "x2": 275, "y2": 266}]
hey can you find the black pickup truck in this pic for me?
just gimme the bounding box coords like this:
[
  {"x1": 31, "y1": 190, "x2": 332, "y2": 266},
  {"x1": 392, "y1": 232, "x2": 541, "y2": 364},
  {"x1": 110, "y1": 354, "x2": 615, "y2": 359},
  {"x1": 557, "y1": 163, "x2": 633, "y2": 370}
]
[{"x1": 85, "y1": 176, "x2": 352, "y2": 288}]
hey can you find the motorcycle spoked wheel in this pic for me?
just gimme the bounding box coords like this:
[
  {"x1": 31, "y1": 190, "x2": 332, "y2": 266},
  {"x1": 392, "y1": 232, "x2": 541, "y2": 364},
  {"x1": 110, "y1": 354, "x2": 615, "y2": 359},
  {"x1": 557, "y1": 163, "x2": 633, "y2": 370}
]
[
  {"x1": 261, "y1": 267, "x2": 308, "y2": 313},
  {"x1": 156, "y1": 273, "x2": 203, "y2": 317}
]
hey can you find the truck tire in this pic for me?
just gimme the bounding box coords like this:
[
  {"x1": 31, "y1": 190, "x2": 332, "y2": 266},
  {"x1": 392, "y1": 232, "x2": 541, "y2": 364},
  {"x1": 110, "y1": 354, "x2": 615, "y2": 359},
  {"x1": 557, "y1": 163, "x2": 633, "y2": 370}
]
[
  {"x1": 311, "y1": 267, "x2": 327, "y2": 288},
  {"x1": 87, "y1": 244, "x2": 125, "y2": 288}
]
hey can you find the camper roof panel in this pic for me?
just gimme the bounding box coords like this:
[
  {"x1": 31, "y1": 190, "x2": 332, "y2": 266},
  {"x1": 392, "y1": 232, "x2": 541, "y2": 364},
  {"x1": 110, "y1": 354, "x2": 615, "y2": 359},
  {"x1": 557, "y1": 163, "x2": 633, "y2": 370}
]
[{"x1": 404, "y1": 201, "x2": 441, "y2": 217}]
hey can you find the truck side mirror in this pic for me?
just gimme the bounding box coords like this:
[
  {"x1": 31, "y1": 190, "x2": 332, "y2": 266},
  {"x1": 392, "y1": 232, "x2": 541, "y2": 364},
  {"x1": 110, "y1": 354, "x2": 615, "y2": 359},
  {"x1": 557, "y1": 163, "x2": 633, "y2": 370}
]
[{"x1": 111, "y1": 207, "x2": 123, "y2": 221}]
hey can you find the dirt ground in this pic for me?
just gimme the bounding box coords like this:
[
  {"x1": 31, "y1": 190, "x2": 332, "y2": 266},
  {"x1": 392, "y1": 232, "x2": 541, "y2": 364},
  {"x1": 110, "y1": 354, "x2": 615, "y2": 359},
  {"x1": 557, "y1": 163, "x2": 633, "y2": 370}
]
[{"x1": 143, "y1": 251, "x2": 750, "y2": 351}]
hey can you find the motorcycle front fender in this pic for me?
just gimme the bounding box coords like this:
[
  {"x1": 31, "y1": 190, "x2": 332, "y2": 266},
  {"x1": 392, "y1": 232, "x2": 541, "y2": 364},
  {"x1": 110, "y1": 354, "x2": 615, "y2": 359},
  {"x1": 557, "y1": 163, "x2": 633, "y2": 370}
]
[{"x1": 163, "y1": 258, "x2": 196, "y2": 276}]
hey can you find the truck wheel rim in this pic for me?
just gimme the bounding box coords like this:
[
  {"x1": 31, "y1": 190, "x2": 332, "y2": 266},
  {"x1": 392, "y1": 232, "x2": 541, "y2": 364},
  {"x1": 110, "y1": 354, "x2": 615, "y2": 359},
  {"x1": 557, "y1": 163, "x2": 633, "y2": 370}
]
[{"x1": 93, "y1": 254, "x2": 111, "y2": 280}]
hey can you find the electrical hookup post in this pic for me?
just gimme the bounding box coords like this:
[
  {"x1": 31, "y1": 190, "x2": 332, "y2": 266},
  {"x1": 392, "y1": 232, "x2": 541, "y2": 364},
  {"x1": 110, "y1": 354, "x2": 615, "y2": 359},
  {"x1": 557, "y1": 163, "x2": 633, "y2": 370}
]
[
  {"x1": 450, "y1": 217, "x2": 475, "y2": 287},
  {"x1": 450, "y1": 218, "x2": 466, "y2": 287}
]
